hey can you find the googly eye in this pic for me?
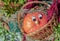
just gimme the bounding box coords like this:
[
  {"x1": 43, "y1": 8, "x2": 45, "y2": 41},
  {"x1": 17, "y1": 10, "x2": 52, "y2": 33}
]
[
  {"x1": 38, "y1": 14, "x2": 43, "y2": 19},
  {"x1": 32, "y1": 16, "x2": 36, "y2": 21}
]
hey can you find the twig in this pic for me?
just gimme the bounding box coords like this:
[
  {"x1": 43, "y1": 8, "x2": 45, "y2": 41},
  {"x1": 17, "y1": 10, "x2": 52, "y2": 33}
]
[{"x1": 0, "y1": 18, "x2": 10, "y2": 30}]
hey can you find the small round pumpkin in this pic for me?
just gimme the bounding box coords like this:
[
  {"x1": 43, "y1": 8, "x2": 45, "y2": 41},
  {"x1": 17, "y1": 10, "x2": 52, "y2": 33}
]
[{"x1": 23, "y1": 12, "x2": 47, "y2": 34}]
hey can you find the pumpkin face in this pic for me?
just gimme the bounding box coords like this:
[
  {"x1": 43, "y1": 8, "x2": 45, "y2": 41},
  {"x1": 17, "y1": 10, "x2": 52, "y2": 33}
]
[{"x1": 23, "y1": 12, "x2": 47, "y2": 34}]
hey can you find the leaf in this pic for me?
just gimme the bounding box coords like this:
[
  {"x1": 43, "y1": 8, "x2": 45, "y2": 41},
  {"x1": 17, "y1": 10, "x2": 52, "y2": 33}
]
[
  {"x1": 54, "y1": 38, "x2": 59, "y2": 41},
  {"x1": 54, "y1": 23, "x2": 60, "y2": 41},
  {"x1": 58, "y1": 23, "x2": 60, "y2": 28},
  {"x1": 2, "y1": 0, "x2": 10, "y2": 5},
  {"x1": 19, "y1": 0, "x2": 24, "y2": 5}
]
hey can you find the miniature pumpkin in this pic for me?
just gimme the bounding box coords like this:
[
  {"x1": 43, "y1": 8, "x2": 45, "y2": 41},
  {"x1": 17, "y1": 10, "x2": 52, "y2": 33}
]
[{"x1": 23, "y1": 12, "x2": 47, "y2": 34}]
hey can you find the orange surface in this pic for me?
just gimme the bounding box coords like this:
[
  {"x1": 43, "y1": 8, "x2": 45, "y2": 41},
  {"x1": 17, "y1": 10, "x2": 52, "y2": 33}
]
[{"x1": 23, "y1": 12, "x2": 47, "y2": 34}]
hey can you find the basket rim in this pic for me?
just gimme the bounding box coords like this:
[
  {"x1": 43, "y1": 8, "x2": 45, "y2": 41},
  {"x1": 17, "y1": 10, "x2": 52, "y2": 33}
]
[
  {"x1": 18, "y1": 1, "x2": 50, "y2": 28},
  {"x1": 17, "y1": 1, "x2": 54, "y2": 35},
  {"x1": 21, "y1": 1, "x2": 50, "y2": 10}
]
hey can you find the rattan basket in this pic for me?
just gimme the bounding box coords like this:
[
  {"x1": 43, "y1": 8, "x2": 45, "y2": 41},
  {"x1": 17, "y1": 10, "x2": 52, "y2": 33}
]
[{"x1": 17, "y1": 1, "x2": 58, "y2": 40}]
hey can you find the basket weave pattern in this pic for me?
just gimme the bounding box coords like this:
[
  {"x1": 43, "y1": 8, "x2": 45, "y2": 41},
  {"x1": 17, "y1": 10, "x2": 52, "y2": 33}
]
[
  {"x1": 17, "y1": 1, "x2": 58, "y2": 40},
  {"x1": 26, "y1": 14, "x2": 58, "y2": 40}
]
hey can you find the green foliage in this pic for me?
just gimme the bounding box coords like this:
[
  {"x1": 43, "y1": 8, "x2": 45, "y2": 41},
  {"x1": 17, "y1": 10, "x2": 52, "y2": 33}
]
[
  {"x1": 1, "y1": 0, "x2": 26, "y2": 17},
  {"x1": 0, "y1": 21, "x2": 23, "y2": 41},
  {"x1": 19, "y1": 0, "x2": 26, "y2": 5},
  {"x1": 54, "y1": 23, "x2": 60, "y2": 41}
]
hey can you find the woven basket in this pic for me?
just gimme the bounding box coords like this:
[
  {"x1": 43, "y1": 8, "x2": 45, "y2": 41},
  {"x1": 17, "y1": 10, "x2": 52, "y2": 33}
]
[{"x1": 18, "y1": 1, "x2": 58, "y2": 40}]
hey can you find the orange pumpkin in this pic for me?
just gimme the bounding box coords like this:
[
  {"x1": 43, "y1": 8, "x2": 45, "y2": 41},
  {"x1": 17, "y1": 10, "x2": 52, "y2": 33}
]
[{"x1": 23, "y1": 12, "x2": 47, "y2": 34}]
